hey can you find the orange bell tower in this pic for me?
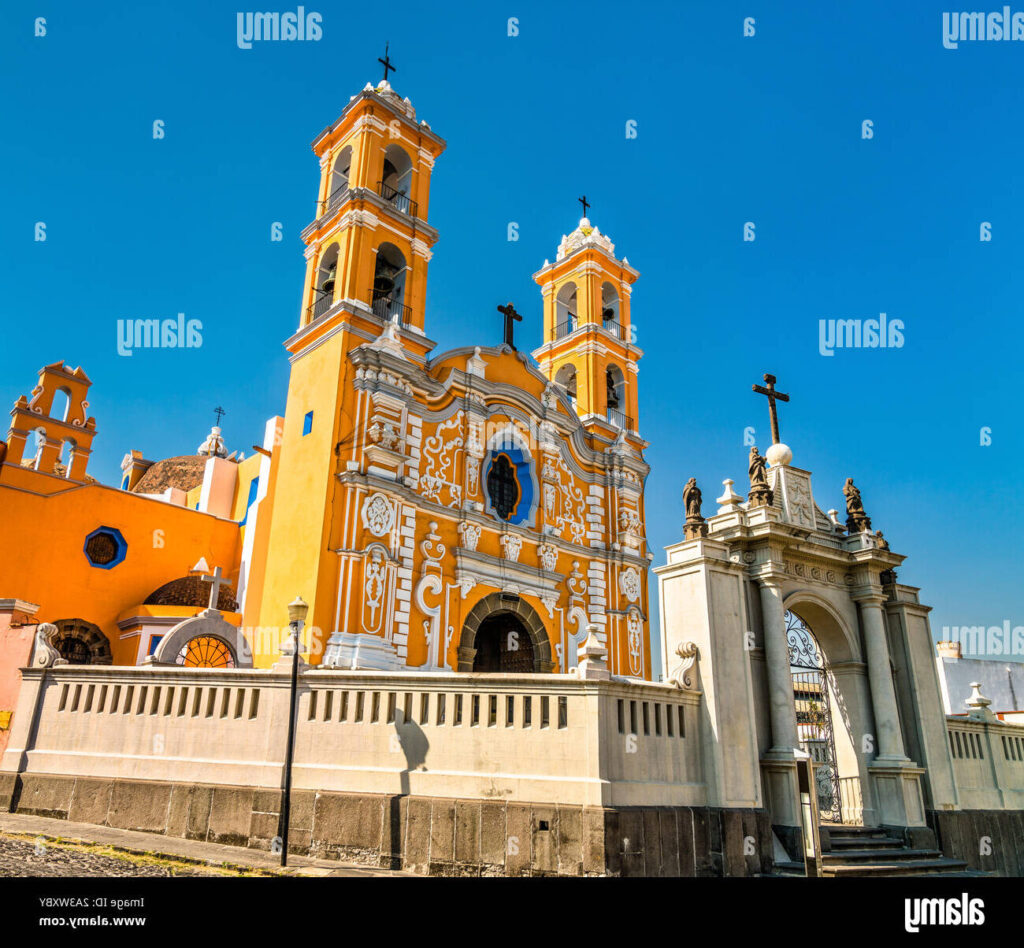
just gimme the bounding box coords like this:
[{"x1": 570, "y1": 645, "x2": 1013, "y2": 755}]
[
  {"x1": 297, "y1": 77, "x2": 446, "y2": 356},
  {"x1": 531, "y1": 213, "x2": 642, "y2": 440},
  {"x1": 250, "y1": 75, "x2": 446, "y2": 652}
]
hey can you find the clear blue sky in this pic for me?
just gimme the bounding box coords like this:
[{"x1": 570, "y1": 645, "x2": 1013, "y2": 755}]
[{"x1": 3, "y1": 1, "x2": 1022, "y2": 671}]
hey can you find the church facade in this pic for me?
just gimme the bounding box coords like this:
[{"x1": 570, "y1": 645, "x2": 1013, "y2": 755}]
[
  {"x1": 3, "y1": 75, "x2": 1023, "y2": 878},
  {"x1": 0, "y1": 79, "x2": 652, "y2": 681}
]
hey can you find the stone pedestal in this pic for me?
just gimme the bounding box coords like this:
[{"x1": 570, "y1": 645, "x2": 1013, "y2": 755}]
[
  {"x1": 747, "y1": 485, "x2": 773, "y2": 508},
  {"x1": 682, "y1": 517, "x2": 708, "y2": 540},
  {"x1": 321, "y1": 632, "x2": 401, "y2": 670},
  {"x1": 655, "y1": 539, "x2": 763, "y2": 812},
  {"x1": 760, "y1": 754, "x2": 803, "y2": 856},
  {"x1": 868, "y1": 759, "x2": 927, "y2": 828}
]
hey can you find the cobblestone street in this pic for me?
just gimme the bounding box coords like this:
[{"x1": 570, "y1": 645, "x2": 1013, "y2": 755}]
[
  {"x1": 0, "y1": 813, "x2": 411, "y2": 878},
  {"x1": 0, "y1": 833, "x2": 256, "y2": 877}
]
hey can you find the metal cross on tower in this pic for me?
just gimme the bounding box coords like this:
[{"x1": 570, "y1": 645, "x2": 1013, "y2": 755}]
[
  {"x1": 201, "y1": 566, "x2": 228, "y2": 611},
  {"x1": 578, "y1": 195, "x2": 590, "y2": 217},
  {"x1": 751, "y1": 373, "x2": 790, "y2": 445},
  {"x1": 213, "y1": 406, "x2": 226, "y2": 426},
  {"x1": 497, "y1": 302, "x2": 522, "y2": 351},
  {"x1": 378, "y1": 43, "x2": 396, "y2": 82}
]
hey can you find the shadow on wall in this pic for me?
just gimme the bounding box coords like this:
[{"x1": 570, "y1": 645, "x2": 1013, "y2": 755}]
[{"x1": 388, "y1": 712, "x2": 429, "y2": 867}]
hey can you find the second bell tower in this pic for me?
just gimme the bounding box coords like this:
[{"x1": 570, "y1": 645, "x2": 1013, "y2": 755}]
[{"x1": 531, "y1": 216, "x2": 642, "y2": 439}]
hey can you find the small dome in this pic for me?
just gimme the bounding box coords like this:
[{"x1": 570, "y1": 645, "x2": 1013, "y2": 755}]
[
  {"x1": 131, "y1": 455, "x2": 207, "y2": 494},
  {"x1": 144, "y1": 574, "x2": 238, "y2": 612}
]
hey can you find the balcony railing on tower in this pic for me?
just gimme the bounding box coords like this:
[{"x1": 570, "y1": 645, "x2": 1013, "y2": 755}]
[
  {"x1": 371, "y1": 292, "x2": 410, "y2": 326},
  {"x1": 555, "y1": 315, "x2": 578, "y2": 339},
  {"x1": 607, "y1": 407, "x2": 634, "y2": 431},
  {"x1": 307, "y1": 291, "x2": 335, "y2": 322},
  {"x1": 377, "y1": 181, "x2": 418, "y2": 219},
  {"x1": 318, "y1": 182, "x2": 350, "y2": 217}
]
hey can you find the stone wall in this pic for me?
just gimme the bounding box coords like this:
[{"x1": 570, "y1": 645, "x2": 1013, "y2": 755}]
[
  {"x1": 929, "y1": 808, "x2": 1024, "y2": 876},
  {"x1": 1, "y1": 665, "x2": 704, "y2": 808},
  {"x1": 0, "y1": 772, "x2": 772, "y2": 876}
]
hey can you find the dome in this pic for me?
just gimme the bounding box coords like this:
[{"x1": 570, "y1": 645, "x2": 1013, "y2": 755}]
[
  {"x1": 131, "y1": 455, "x2": 207, "y2": 494},
  {"x1": 144, "y1": 575, "x2": 239, "y2": 612}
]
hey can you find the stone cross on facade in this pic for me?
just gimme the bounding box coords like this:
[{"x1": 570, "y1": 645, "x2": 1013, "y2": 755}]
[
  {"x1": 201, "y1": 566, "x2": 228, "y2": 611},
  {"x1": 497, "y1": 302, "x2": 522, "y2": 351},
  {"x1": 752, "y1": 373, "x2": 789, "y2": 445}
]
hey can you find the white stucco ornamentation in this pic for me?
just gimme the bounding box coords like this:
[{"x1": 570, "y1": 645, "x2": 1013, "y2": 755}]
[
  {"x1": 627, "y1": 609, "x2": 643, "y2": 676},
  {"x1": 421, "y1": 521, "x2": 446, "y2": 564},
  {"x1": 538, "y1": 542, "x2": 558, "y2": 572},
  {"x1": 500, "y1": 533, "x2": 523, "y2": 563},
  {"x1": 458, "y1": 521, "x2": 481, "y2": 551},
  {"x1": 420, "y1": 411, "x2": 465, "y2": 507},
  {"x1": 362, "y1": 492, "x2": 395, "y2": 537},
  {"x1": 542, "y1": 455, "x2": 586, "y2": 545},
  {"x1": 618, "y1": 566, "x2": 641, "y2": 603}
]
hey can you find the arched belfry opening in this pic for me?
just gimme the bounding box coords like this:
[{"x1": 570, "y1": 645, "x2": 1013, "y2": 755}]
[
  {"x1": 372, "y1": 242, "x2": 407, "y2": 324},
  {"x1": 555, "y1": 283, "x2": 578, "y2": 337},
  {"x1": 325, "y1": 145, "x2": 352, "y2": 213},
  {"x1": 312, "y1": 243, "x2": 340, "y2": 319},
  {"x1": 601, "y1": 281, "x2": 620, "y2": 336},
  {"x1": 606, "y1": 365, "x2": 626, "y2": 427},
  {"x1": 555, "y1": 363, "x2": 577, "y2": 407},
  {"x1": 458, "y1": 592, "x2": 554, "y2": 673},
  {"x1": 380, "y1": 144, "x2": 414, "y2": 216}
]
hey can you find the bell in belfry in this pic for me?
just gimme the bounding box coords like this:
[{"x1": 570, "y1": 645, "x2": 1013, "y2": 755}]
[{"x1": 321, "y1": 260, "x2": 337, "y2": 295}]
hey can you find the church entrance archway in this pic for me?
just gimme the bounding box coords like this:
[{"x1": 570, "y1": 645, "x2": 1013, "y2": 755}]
[
  {"x1": 786, "y1": 610, "x2": 842, "y2": 823},
  {"x1": 457, "y1": 592, "x2": 554, "y2": 673},
  {"x1": 472, "y1": 612, "x2": 535, "y2": 672}
]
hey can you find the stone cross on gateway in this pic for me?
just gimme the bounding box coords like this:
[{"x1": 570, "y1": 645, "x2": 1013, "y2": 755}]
[
  {"x1": 201, "y1": 566, "x2": 228, "y2": 611},
  {"x1": 752, "y1": 373, "x2": 790, "y2": 445}
]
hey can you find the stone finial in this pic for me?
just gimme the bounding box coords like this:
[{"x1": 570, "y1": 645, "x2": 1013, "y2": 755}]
[
  {"x1": 965, "y1": 681, "x2": 998, "y2": 722},
  {"x1": 577, "y1": 624, "x2": 611, "y2": 680},
  {"x1": 197, "y1": 425, "x2": 228, "y2": 458},
  {"x1": 966, "y1": 682, "x2": 991, "y2": 709},
  {"x1": 716, "y1": 478, "x2": 742, "y2": 510}
]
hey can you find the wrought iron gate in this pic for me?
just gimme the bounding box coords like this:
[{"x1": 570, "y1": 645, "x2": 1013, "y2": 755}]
[{"x1": 785, "y1": 611, "x2": 842, "y2": 823}]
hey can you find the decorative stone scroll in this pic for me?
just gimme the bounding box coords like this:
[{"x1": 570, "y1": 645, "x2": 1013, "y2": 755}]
[{"x1": 667, "y1": 642, "x2": 699, "y2": 690}]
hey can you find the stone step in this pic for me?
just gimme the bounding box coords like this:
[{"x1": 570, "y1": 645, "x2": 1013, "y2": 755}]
[
  {"x1": 821, "y1": 858, "x2": 971, "y2": 878},
  {"x1": 822, "y1": 848, "x2": 945, "y2": 863},
  {"x1": 829, "y1": 838, "x2": 905, "y2": 851},
  {"x1": 824, "y1": 824, "x2": 892, "y2": 835}
]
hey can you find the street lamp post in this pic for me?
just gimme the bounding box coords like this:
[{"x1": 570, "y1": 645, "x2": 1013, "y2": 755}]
[{"x1": 280, "y1": 595, "x2": 308, "y2": 868}]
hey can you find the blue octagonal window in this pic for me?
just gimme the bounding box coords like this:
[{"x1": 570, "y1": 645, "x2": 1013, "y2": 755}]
[{"x1": 84, "y1": 526, "x2": 127, "y2": 569}]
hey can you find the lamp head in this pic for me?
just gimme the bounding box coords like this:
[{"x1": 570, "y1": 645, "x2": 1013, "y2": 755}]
[{"x1": 288, "y1": 596, "x2": 309, "y2": 625}]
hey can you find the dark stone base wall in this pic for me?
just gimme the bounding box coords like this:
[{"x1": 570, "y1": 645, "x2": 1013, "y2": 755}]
[
  {"x1": 929, "y1": 808, "x2": 1024, "y2": 876},
  {"x1": 0, "y1": 772, "x2": 772, "y2": 877}
]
